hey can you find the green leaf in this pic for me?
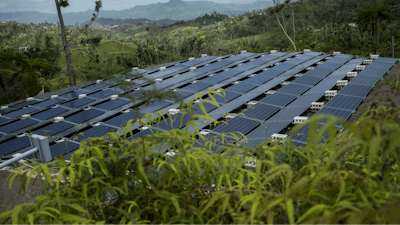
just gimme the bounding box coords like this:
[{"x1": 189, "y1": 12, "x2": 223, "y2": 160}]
[
  {"x1": 296, "y1": 204, "x2": 328, "y2": 223},
  {"x1": 285, "y1": 199, "x2": 295, "y2": 225}
]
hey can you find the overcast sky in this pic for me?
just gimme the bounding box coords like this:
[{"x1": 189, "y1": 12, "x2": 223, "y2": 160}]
[{"x1": 0, "y1": 0, "x2": 258, "y2": 14}]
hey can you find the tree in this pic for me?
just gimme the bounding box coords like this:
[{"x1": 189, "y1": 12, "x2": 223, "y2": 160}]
[
  {"x1": 356, "y1": 0, "x2": 394, "y2": 54},
  {"x1": 270, "y1": 0, "x2": 297, "y2": 51},
  {"x1": 54, "y1": 0, "x2": 102, "y2": 86}
]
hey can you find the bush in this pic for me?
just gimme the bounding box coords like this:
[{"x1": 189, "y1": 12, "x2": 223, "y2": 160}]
[{"x1": 1, "y1": 84, "x2": 400, "y2": 223}]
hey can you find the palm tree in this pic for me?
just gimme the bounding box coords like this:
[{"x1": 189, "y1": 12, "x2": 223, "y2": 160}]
[{"x1": 356, "y1": 0, "x2": 394, "y2": 54}]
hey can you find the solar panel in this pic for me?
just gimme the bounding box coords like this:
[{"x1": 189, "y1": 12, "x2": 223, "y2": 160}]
[
  {"x1": 93, "y1": 98, "x2": 131, "y2": 111},
  {"x1": 74, "y1": 125, "x2": 118, "y2": 142},
  {"x1": 209, "y1": 91, "x2": 241, "y2": 104},
  {"x1": 0, "y1": 118, "x2": 38, "y2": 134},
  {"x1": 49, "y1": 141, "x2": 80, "y2": 158},
  {"x1": 267, "y1": 105, "x2": 310, "y2": 122},
  {"x1": 139, "y1": 100, "x2": 173, "y2": 113},
  {"x1": 292, "y1": 75, "x2": 323, "y2": 86},
  {"x1": 193, "y1": 102, "x2": 218, "y2": 114},
  {"x1": 31, "y1": 107, "x2": 69, "y2": 120},
  {"x1": 225, "y1": 82, "x2": 258, "y2": 93},
  {"x1": 0, "y1": 107, "x2": 16, "y2": 115},
  {"x1": 3, "y1": 107, "x2": 40, "y2": 119},
  {"x1": 326, "y1": 57, "x2": 349, "y2": 64},
  {"x1": 233, "y1": 64, "x2": 258, "y2": 72},
  {"x1": 33, "y1": 121, "x2": 74, "y2": 137},
  {"x1": 5, "y1": 100, "x2": 41, "y2": 109},
  {"x1": 286, "y1": 94, "x2": 323, "y2": 108},
  {"x1": 87, "y1": 89, "x2": 120, "y2": 99},
  {"x1": 368, "y1": 63, "x2": 393, "y2": 71},
  {"x1": 61, "y1": 98, "x2": 96, "y2": 109},
  {"x1": 60, "y1": 89, "x2": 90, "y2": 99},
  {"x1": 210, "y1": 60, "x2": 233, "y2": 67},
  {"x1": 291, "y1": 123, "x2": 330, "y2": 144},
  {"x1": 276, "y1": 83, "x2": 311, "y2": 96},
  {"x1": 242, "y1": 104, "x2": 281, "y2": 121},
  {"x1": 237, "y1": 138, "x2": 265, "y2": 148},
  {"x1": 357, "y1": 68, "x2": 387, "y2": 78},
  {"x1": 103, "y1": 111, "x2": 142, "y2": 128},
  {"x1": 242, "y1": 75, "x2": 273, "y2": 85},
  {"x1": 181, "y1": 82, "x2": 213, "y2": 92},
  {"x1": 0, "y1": 136, "x2": 31, "y2": 157},
  {"x1": 32, "y1": 98, "x2": 66, "y2": 108},
  {"x1": 272, "y1": 63, "x2": 296, "y2": 71},
  {"x1": 339, "y1": 84, "x2": 373, "y2": 97},
  {"x1": 65, "y1": 109, "x2": 104, "y2": 124},
  {"x1": 374, "y1": 57, "x2": 398, "y2": 64},
  {"x1": 304, "y1": 68, "x2": 332, "y2": 78},
  {"x1": 129, "y1": 127, "x2": 160, "y2": 140},
  {"x1": 259, "y1": 93, "x2": 297, "y2": 107},
  {"x1": 257, "y1": 69, "x2": 283, "y2": 77},
  {"x1": 213, "y1": 117, "x2": 260, "y2": 135},
  {"x1": 201, "y1": 75, "x2": 230, "y2": 84},
  {"x1": 82, "y1": 82, "x2": 110, "y2": 91},
  {"x1": 156, "y1": 113, "x2": 192, "y2": 130},
  {"x1": 195, "y1": 132, "x2": 235, "y2": 153},
  {"x1": 246, "y1": 120, "x2": 292, "y2": 139},
  {"x1": 217, "y1": 69, "x2": 243, "y2": 77},
  {"x1": 315, "y1": 106, "x2": 353, "y2": 120},
  {"x1": 0, "y1": 117, "x2": 8, "y2": 124},
  {"x1": 173, "y1": 90, "x2": 196, "y2": 99},
  {"x1": 324, "y1": 95, "x2": 364, "y2": 111}
]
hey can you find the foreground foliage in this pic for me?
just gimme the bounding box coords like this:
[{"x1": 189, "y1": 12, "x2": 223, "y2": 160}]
[{"x1": 1, "y1": 89, "x2": 400, "y2": 223}]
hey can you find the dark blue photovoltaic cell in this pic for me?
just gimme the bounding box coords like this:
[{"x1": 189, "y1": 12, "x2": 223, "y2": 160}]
[
  {"x1": 242, "y1": 104, "x2": 280, "y2": 121},
  {"x1": 326, "y1": 58, "x2": 349, "y2": 64},
  {"x1": 242, "y1": 75, "x2": 273, "y2": 85},
  {"x1": 257, "y1": 69, "x2": 283, "y2": 77},
  {"x1": 94, "y1": 98, "x2": 131, "y2": 111},
  {"x1": 267, "y1": 106, "x2": 310, "y2": 122},
  {"x1": 61, "y1": 98, "x2": 96, "y2": 109},
  {"x1": 6, "y1": 100, "x2": 41, "y2": 109},
  {"x1": 210, "y1": 91, "x2": 241, "y2": 104},
  {"x1": 374, "y1": 57, "x2": 398, "y2": 64},
  {"x1": 50, "y1": 141, "x2": 80, "y2": 158},
  {"x1": 32, "y1": 98, "x2": 66, "y2": 108},
  {"x1": 104, "y1": 111, "x2": 143, "y2": 128},
  {"x1": 33, "y1": 121, "x2": 74, "y2": 136},
  {"x1": 87, "y1": 89, "x2": 119, "y2": 99},
  {"x1": 291, "y1": 124, "x2": 329, "y2": 144},
  {"x1": 246, "y1": 120, "x2": 292, "y2": 139},
  {"x1": 74, "y1": 125, "x2": 118, "y2": 142},
  {"x1": 82, "y1": 82, "x2": 109, "y2": 91},
  {"x1": 173, "y1": 90, "x2": 196, "y2": 99},
  {"x1": 225, "y1": 82, "x2": 258, "y2": 93},
  {"x1": 31, "y1": 107, "x2": 69, "y2": 120},
  {"x1": 60, "y1": 89, "x2": 89, "y2": 99},
  {"x1": 181, "y1": 82, "x2": 213, "y2": 92},
  {"x1": 195, "y1": 132, "x2": 235, "y2": 153},
  {"x1": 0, "y1": 117, "x2": 8, "y2": 124},
  {"x1": 65, "y1": 109, "x2": 104, "y2": 124},
  {"x1": 286, "y1": 94, "x2": 322, "y2": 108},
  {"x1": 272, "y1": 63, "x2": 295, "y2": 71},
  {"x1": 3, "y1": 107, "x2": 40, "y2": 119},
  {"x1": 339, "y1": 84, "x2": 373, "y2": 97},
  {"x1": 351, "y1": 75, "x2": 380, "y2": 87},
  {"x1": 233, "y1": 64, "x2": 256, "y2": 72},
  {"x1": 368, "y1": 63, "x2": 393, "y2": 71},
  {"x1": 156, "y1": 113, "x2": 192, "y2": 130},
  {"x1": 0, "y1": 119, "x2": 38, "y2": 133},
  {"x1": 335, "y1": 54, "x2": 354, "y2": 59},
  {"x1": 139, "y1": 100, "x2": 173, "y2": 113},
  {"x1": 292, "y1": 75, "x2": 323, "y2": 86},
  {"x1": 324, "y1": 95, "x2": 364, "y2": 111},
  {"x1": 357, "y1": 68, "x2": 387, "y2": 78},
  {"x1": 0, "y1": 107, "x2": 16, "y2": 115},
  {"x1": 304, "y1": 68, "x2": 332, "y2": 78},
  {"x1": 238, "y1": 138, "x2": 265, "y2": 148},
  {"x1": 276, "y1": 83, "x2": 311, "y2": 96},
  {"x1": 315, "y1": 106, "x2": 353, "y2": 120},
  {"x1": 213, "y1": 117, "x2": 260, "y2": 135},
  {"x1": 259, "y1": 93, "x2": 297, "y2": 107},
  {"x1": 201, "y1": 75, "x2": 230, "y2": 83},
  {"x1": 211, "y1": 60, "x2": 234, "y2": 67},
  {"x1": 286, "y1": 59, "x2": 307, "y2": 65},
  {"x1": 217, "y1": 69, "x2": 243, "y2": 77},
  {"x1": 194, "y1": 65, "x2": 219, "y2": 73},
  {"x1": 0, "y1": 136, "x2": 31, "y2": 157},
  {"x1": 129, "y1": 127, "x2": 161, "y2": 140},
  {"x1": 193, "y1": 102, "x2": 218, "y2": 114}
]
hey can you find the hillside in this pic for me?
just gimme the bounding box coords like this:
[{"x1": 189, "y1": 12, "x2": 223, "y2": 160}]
[
  {"x1": 81, "y1": 17, "x2": 177, "y2": 29},
  {"x1": 0, "y1": 0, "x2": 273, "y2": 25}
]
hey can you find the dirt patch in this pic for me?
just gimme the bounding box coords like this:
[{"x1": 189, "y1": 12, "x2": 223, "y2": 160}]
[
  {"x1": 351, "y1": 64, "x2": 400, "y2": 122},
  {"x1": 0, "y1": 168, "x2": 45, "y2": 214}
]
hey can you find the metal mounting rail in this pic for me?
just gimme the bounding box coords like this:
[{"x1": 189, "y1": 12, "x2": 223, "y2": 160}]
[{"x1": 0, "y1": 147, "x2": 38, "y2": 169}]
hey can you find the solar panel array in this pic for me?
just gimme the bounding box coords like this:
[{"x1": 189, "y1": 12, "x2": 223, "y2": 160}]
[{"x1": 0, "y1": 51, "x2": 398, "y2": 160}]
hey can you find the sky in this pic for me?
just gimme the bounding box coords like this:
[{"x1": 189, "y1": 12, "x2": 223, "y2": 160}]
[{"x1": 0, "y1": 0, "x2": 259, "y2": 14}]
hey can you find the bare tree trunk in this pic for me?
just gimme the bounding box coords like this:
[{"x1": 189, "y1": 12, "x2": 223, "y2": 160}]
[
  {"x1": 290, "y1": 4, "x2": 295, "y2": 48},
  {"x1": 275, "y1": 14, "x2": 297, "y2": 51},
  {"x1": 55, "y1": 0, "x2": 76, "y2": 86}
]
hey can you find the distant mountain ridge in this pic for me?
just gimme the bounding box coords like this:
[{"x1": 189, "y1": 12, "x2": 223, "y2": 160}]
[
  {"x1": 0, "y1": 0, "x2": 273, "y2": 25},
  {"x1": 81, "y1": 18, "x2": 177, "y2": 28}
]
